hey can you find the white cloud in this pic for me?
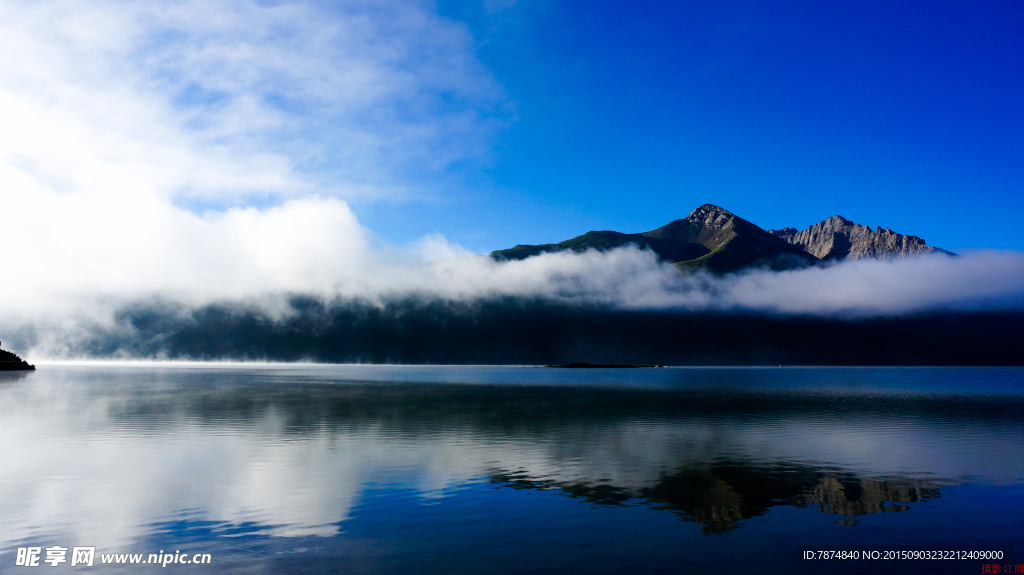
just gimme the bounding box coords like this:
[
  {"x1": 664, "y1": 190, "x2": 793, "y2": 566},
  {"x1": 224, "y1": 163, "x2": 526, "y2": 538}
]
[
  {"x1": 0, "y1": 0, "x2": 500, "y2": 202},
  {"x1": 369, "y1": 246, "x2": 1024, "y2": 317},
  {"x1": 718, "y1": 250, "x2": 1024, "y2": 315},
  {"x1": 0, "y1": 0, "x2": 502, "y2": 323}
]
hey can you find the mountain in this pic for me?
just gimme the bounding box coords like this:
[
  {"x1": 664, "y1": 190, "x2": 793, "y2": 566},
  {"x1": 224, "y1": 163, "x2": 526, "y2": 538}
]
[
  {"x1": 768, "y1": 216, "x2": 953, "y2": 260},
  {"x1": 0, "y1": 342, "x2": 34, "y2": 371},
  {"x1": 492, "y1": 204, "x2": 953, "y2": 273},
  {"x1": 492, "y1": 204, "x2": 818, "y2": 274}
]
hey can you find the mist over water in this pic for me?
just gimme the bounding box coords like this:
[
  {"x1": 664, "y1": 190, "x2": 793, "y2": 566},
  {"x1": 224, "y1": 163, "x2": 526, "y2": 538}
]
[
  {"x1": 5, "y1": 249, "x2": 1024, "y2": 363},
  {"x1": 5, "y1": 296, "x2": 1020, "y2": 366}
]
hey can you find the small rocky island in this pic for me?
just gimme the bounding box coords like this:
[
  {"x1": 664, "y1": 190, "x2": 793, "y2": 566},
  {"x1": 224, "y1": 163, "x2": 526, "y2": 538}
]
[
  {"x1": 546, "y1": 363, "x2": 662, "y2": 368},
  {"x1": 0, "y1": 342, "x2": 35, "y2": 371}
]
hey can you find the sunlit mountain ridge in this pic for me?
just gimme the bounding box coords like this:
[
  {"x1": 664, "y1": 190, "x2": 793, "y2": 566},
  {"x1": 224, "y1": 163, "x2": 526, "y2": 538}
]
[{"x1": 492, "y1": 204, "x2": 950, "y2": 274}]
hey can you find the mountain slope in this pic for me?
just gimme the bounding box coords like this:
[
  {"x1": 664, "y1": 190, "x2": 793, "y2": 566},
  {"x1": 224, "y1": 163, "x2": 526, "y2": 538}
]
[
  {"x1": 768, "y1": 216, "x2": 954, "y2": 260},
  {"x1": 643, "y1": 204, "x2": 818, "y2": 273},
  {"x1": 491, "y1": 230, "x2": 710, "y2": 264},
  {"x1": 491, "y1": 204, "x2": 818, "y2": 273}
]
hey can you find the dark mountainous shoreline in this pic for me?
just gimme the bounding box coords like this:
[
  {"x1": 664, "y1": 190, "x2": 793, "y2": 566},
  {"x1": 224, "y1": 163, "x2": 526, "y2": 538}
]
[
  {"x1": 0, "y1": 342, "x2": 34, "y2": 371},
  {"x1": 38, "y1": 298, "x2": 1023, "y2": 366},
  {"x1": 491, "y1": 204, "x2": 950, "y2": 273}
]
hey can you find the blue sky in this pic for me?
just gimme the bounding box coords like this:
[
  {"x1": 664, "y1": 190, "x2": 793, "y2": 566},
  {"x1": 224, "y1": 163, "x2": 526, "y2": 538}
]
[{"x1": 360, "y1": 0, "x2": 1024, "y2": 253}]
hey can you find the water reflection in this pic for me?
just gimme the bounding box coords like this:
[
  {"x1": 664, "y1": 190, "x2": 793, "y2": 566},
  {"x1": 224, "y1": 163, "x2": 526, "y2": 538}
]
[
  {"x1": 0, "y1": 365, "x2": 1021, "y2": 571},
  {"x1": 491, "y1": 465, "x2": 942, "y2": 534}
]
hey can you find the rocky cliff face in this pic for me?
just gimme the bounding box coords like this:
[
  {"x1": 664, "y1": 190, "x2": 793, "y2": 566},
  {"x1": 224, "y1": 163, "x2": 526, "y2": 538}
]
[{"x1": 769, "y1": 216, "x2": 952, "y2": 260}]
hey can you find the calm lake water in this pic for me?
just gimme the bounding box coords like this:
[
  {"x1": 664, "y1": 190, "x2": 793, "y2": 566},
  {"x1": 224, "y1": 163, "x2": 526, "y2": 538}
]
[{"x1": 0, "y1": 364, "x2": 1022, "y2": 574}]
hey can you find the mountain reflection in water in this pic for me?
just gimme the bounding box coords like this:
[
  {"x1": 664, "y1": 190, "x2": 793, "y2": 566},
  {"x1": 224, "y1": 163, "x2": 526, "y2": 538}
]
[
  {"x1": 0, "y1": 365, "x2": 1021, "y2": 574},
  {"x1": 492, "y1": 465, "x2": 941, "y2": 534}
]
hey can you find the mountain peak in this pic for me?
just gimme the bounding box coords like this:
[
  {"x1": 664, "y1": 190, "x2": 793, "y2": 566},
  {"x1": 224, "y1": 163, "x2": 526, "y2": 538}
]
[
  {"x1": 687, "y1": 204, "x2": 736, "y2": 222},
  {"x1": 692, "y1": 203, "x2": 731, "y2": 213},
  {"x1": 491, "y1": 202, "x2": 817, "y2": 272},
  {"x1": 642, "y1": 205, "x2": 817, "y2": 272}
]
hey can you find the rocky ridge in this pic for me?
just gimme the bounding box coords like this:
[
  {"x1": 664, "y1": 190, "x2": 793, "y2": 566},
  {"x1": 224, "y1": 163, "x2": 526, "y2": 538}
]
[{"x1": 769, "y1": 216, "x2": 952, "y2": 261}]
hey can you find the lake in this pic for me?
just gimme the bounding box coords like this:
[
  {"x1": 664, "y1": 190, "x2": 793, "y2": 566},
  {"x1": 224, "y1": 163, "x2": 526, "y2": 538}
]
[{"x1": 0, "y1": 364, "x2": 1021, "y2": 574}]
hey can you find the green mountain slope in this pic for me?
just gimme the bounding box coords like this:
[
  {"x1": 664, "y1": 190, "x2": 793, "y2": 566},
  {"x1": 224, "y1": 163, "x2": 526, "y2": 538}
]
[{"x1": 491, "y1": 204, "x2": 818, "y2": 274}]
